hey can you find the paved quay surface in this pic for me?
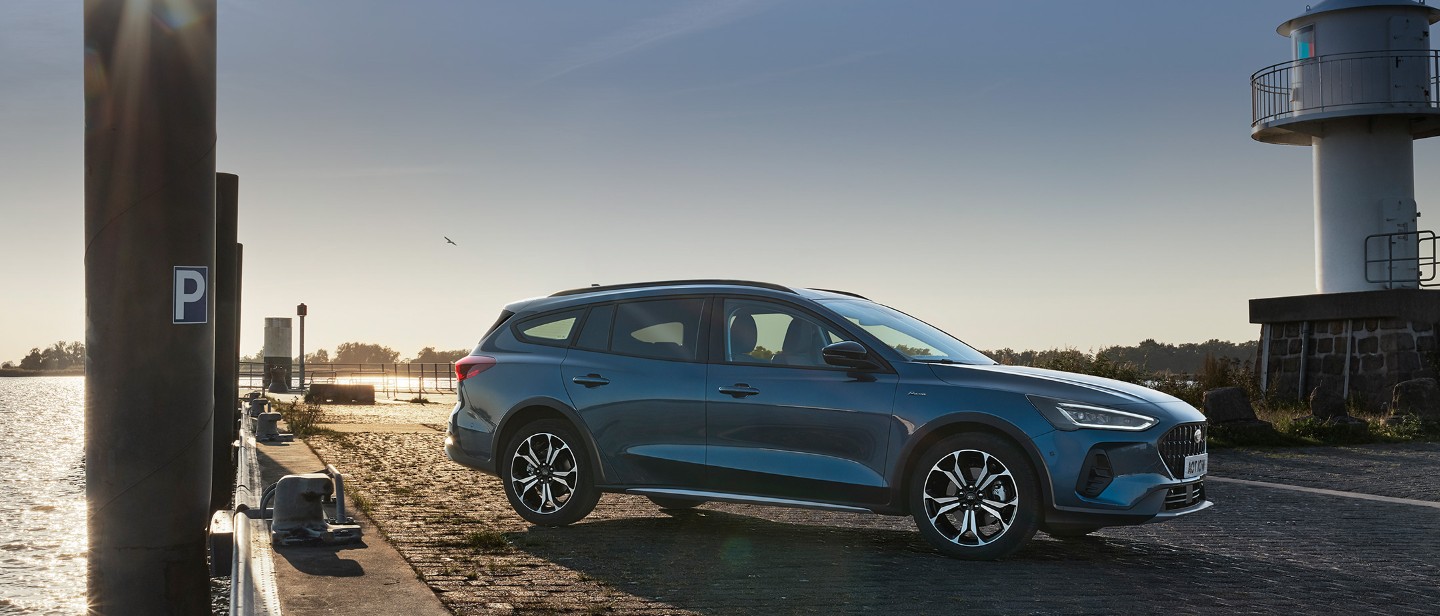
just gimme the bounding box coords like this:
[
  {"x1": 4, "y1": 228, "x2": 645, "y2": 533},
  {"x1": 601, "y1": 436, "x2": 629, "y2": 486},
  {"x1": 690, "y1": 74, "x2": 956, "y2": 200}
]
[
  {"x1": 297, "y1": 398, "x2": 1440, "y2": 615},
  {"x1": 256, "y1": 424, "x2": 450, "y2": 616}
]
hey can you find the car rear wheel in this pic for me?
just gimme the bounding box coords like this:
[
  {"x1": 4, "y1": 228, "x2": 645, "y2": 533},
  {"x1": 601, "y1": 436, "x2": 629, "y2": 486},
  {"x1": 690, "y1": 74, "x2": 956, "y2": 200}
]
[
  {"x1": 500, "y1": 419, "x2": 600, "y2": 526},
  {"x1": 909, "y1": 433, "x2": 1039, "y2": 560}
]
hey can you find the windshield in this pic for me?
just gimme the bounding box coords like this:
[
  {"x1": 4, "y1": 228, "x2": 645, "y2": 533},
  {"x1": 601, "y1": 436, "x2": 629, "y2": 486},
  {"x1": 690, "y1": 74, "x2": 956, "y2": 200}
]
[{"x1": 821, "y1": 299, "x2": 995, "y2": 365}]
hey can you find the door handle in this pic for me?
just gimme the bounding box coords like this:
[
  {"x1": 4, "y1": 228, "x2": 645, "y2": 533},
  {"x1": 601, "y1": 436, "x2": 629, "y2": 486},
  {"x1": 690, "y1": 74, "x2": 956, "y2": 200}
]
[
  {"x1": 572, "y1": 374, "x2": 610, "y2": 387},
  {"x1": 717, "y1": 384, "x2": 760, "y2": 398}
]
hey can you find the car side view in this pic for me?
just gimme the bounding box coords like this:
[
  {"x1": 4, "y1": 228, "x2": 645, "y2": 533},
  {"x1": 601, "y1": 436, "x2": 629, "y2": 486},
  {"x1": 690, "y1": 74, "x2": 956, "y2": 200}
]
[{"x1": 445, "y1": 280, "x2": 1211, "y2": 560}]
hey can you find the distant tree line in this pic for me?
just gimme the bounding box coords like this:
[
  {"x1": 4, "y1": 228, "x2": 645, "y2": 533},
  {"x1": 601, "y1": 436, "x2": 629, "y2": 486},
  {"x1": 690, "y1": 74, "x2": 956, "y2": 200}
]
[
  {"x1": 240, "y1": 342, "x2": 472, "y2": 365},
  {"x1": 2, "y1": 341, "x2": 85, "y2": 371},
  {"x1": 984, "y1": 338, "x2": 1257, "y2": 376}
]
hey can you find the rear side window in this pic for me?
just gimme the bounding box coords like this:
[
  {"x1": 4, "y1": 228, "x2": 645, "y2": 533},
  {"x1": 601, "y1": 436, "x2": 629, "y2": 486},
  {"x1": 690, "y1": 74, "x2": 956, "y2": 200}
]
[
  {"x1": 514, "y1": 310, "x2": 582, "y2": 346},
  {"x1": 611, "y1": 299, "x2": 705, "y2": 361}
]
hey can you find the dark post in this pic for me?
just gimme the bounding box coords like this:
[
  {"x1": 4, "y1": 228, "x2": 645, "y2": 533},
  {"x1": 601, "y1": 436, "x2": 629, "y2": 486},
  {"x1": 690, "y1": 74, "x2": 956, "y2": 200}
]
[
  {"x1": 84, "y1": 1, "x2": 217, "y2": 612},
  {"x1": 213, "y1": 173, "x2": 239, "y2": 511},
  {"x1": 297, "y1": 303, "x2": 307, "y2": 393}
]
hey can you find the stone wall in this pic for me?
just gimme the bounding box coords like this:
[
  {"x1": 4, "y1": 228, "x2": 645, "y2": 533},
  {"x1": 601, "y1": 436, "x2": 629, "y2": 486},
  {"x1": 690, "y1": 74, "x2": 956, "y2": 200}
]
[{"x1": 1262, "y1": 318, "x2": 1440, "y2": 410}]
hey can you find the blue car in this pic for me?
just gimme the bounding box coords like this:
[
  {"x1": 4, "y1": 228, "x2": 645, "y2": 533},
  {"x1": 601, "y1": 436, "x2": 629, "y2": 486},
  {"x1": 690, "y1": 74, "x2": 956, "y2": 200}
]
[{"x1": 445, "y1": 280, "x2": 1211, "y2": 560}]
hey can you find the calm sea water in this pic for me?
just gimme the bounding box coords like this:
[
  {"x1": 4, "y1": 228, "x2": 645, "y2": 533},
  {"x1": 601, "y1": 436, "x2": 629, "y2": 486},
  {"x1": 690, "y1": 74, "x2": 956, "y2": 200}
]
[{"x1": 0, "y1": 377, "x2": 86, "y2": 614}]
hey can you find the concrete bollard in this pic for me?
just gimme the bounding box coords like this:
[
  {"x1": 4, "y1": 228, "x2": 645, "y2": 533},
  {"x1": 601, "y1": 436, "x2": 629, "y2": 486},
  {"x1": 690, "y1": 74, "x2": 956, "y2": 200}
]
[{"x1": 256, "y1": 412, "x2": 282, "y2": 441}]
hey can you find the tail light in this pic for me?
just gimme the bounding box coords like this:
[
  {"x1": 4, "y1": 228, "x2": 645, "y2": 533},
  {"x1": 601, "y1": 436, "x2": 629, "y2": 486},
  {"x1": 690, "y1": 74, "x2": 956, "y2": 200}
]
[{"x1": 455, "y1": 355, "x2": 497, "y2": 382}]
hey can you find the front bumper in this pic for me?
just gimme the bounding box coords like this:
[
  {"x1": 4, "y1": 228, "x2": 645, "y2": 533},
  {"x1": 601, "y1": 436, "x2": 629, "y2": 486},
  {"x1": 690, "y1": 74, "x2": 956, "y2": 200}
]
[{"x1": 1033, "y1": 421, "x2": 1212, "y2": 525}]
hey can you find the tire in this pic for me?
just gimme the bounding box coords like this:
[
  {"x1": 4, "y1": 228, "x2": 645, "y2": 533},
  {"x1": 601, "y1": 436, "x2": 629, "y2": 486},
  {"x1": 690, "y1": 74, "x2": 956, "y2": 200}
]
[
  {"x1": 908, "y1": 432, "x2": 1039, "y2": 560},
  {"x1": 648, "y1": 496, "x2": 706, "y2": 511},
  {"x1": 499, "y1": 419, "x2": 601, "y2": 526}
]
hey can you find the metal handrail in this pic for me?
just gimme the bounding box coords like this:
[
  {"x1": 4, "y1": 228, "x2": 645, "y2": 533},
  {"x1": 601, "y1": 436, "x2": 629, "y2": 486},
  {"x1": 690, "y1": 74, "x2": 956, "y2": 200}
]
[
  {"x1": 238, "y1": 361, "x2": 458, "y2": 394},
  {"x1": 1251, "y1": 49, "x2": 1440, "y2": 126},
  {"x1": 1364, "y1": 229, "x2": 1438, "y2": 287}
]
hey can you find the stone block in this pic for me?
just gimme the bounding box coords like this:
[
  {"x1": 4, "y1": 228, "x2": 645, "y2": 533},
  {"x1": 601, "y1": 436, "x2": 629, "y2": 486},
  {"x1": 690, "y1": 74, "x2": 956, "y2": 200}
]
[
  {"x1": 1284, "y1": 322, "x2": 1300, "y2": 337},
  {"x1": 1416, "y1": 321, "x2": 1433, "y2": 333},
  {"x1": 1357, "y1": 336, "x2": 1379, "y2": 354},
  {"x1": 1202, "y1": 387, "x2": 1258, "y2": 423},
  {"x1": 1321, "y1": 354, "x2": 1344, "y2": 375},
  {"x1": 1288, "y1": 339, "x2": 1302, "y2": 354},
  {"x1": 1282, "y1": 357, "x2": 1301, "y2": 372},
  {"x1": 1361, "y1": 354, "x2": 1385, "y2": 373},
  {"x1": 1380, "y1": 318, "x2": 1407, "y2": 330},
  {"x1": 1396, "y1": 351, "x2": 1423, "y2": 372},
  {"x1": 1418, "y1": 335, "x2": 1437, "y2": 353},
  {"x1": 1309, "y1": 378, "x2": 1347, "y2": 419},
  {"x1": 1317, "y1": 337, "x2": 1334, "y2": 353},
  {"x1": 1390, "y1": 378, "x2": 1440, "y2": 420},
  {"x1": 1382, "y1": 334, "x2": 1416, "y2": 353},
  {"x1": 1365, "y1": 319, "x2": 1380, "y2": 332},
  {"x1": 1329, "y1": 320, "x2": 1345, "y2": 335}
]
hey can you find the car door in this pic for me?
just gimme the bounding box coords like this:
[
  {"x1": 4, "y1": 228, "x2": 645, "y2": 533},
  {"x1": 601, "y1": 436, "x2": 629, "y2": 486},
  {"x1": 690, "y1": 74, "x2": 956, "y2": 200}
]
[
  {"x1": 705, "y1": 297, "x2": 899, "y2": 506},
  {"x1": 562, "y1": 297, "x2": 710, "y2": 488}
]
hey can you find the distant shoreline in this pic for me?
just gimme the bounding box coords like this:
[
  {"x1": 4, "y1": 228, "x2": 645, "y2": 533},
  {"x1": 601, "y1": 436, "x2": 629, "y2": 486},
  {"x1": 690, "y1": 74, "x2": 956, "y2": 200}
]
[{"x1": 0, "y1": 368, "x2": 84, "y2": 377}]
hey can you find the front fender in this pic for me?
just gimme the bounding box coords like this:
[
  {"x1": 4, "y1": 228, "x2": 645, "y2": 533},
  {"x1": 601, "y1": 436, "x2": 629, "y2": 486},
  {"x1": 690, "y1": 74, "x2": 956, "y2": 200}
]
[{"x1": 884, "y1": 411, "x2": 1057, "y2": 515}]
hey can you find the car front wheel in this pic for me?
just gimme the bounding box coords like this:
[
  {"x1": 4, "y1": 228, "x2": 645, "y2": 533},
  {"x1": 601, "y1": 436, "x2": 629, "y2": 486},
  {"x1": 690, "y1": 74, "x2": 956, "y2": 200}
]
[
  {"x1": 909, "y1": 433, "x2": 1039, "y2": 560},
  {"x1": 500, "y1": 419, "x2": 600, "y2": 526}
]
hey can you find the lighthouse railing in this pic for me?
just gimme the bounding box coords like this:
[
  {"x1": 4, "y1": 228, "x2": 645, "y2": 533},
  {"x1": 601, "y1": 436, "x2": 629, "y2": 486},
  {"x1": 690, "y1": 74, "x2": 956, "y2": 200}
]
[
  {"x1": 1251, "y1": 49, "x2": 1440, "y2": 127},
  {"x1": 1364, "y1": 230, "x2": 1438, "y2": 289}
]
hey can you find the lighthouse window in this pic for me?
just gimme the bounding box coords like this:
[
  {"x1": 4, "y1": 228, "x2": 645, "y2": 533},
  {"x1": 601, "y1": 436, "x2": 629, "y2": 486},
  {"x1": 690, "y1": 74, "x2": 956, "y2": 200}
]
[{"x1": 1295, "y1": 25, "x2": 1315, "y2": 60}]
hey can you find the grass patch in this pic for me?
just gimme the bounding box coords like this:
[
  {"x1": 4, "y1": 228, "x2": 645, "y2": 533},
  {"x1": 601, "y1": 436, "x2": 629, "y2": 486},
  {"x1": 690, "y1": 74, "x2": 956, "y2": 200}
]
[
  {"x1": 447, "y1": 529, "x2": 511, "y2": 552},
  {"x1": 274, "y1": 399, "x2": 326, "y2": 438},
  {"x1": 349, "y1": 489, "x2": 375, "y2": 517},
  {"x1": 408, "y1": 396, "x2": 431, "y2": 404}
]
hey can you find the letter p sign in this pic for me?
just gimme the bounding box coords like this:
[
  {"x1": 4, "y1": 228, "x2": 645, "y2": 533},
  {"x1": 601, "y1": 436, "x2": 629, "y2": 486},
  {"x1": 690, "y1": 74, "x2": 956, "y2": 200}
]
[{"x1": 173, "y1": 266, "x2": 208, "y2": 325}]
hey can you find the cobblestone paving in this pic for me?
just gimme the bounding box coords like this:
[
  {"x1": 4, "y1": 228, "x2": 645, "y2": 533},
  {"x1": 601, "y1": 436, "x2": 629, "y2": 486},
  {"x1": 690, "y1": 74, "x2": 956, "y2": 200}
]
[
  {"x1": 1210, "y1": 443, "x2": 1440, "y2": 501},
  {"x1": 307, "y1": 428, "x2": 1440, "y2": 615}
]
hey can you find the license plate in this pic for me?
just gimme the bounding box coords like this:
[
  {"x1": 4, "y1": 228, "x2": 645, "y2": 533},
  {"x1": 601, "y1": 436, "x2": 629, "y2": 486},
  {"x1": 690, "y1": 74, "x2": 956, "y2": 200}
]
[{"x1": 1183, "y1": 453, "x2": 1208, "y2": 479}]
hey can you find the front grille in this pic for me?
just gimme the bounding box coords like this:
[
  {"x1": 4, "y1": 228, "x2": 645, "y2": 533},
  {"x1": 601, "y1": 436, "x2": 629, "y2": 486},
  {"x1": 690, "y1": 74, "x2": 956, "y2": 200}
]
[
  {"x1": 1158, "y1": 422, "x2": 1207, "y2": 479},
  {"x1": 1165, "y1": 481, "x2": 1205, "y2": 510}
]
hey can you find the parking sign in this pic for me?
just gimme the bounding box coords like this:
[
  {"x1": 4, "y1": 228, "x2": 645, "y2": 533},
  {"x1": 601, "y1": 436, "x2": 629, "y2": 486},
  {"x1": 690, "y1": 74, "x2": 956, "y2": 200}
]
[{"x1": 173, "y1": 266, "x2": 208, "y2": 324}]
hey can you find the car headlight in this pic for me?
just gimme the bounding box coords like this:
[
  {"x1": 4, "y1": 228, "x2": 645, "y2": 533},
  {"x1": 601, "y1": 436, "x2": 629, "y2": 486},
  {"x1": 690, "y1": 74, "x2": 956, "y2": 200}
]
[{"x1": 1027, "y1": 395, "x2": 1158, "y2": 432}]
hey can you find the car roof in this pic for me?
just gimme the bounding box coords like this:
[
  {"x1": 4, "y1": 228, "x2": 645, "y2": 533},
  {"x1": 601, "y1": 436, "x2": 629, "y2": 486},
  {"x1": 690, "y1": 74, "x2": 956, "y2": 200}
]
[{"x1": 505, "y1": 280, "x2": 868, "y2": 314}]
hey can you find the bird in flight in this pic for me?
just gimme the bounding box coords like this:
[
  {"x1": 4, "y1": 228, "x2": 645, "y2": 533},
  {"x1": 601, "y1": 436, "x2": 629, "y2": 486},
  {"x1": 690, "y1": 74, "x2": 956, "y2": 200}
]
[{"x1": 444, "y1": 237, "x2": 457, "y2": 246}]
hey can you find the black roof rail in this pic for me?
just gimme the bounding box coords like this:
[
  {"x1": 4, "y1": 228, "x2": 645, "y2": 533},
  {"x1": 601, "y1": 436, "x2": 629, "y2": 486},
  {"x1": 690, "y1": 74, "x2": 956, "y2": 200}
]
[
  {"x1": 809, "y1": 288, "x2": 869, "y2": 300},
  {"x1": 550, "y1": 279, "x2": 797, "y2": 297}
]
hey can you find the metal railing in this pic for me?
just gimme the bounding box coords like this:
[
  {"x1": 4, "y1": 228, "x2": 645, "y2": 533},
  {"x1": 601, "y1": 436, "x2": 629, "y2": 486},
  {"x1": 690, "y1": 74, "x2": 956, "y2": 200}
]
[
  {"x1": 239, "y1": 362, "x2": 457, "y2": 395},
  {"x1": 1251, "y1": 50, "x2": 1440, "y2": 127},
  {"x1": 1365, "y1": 229, "x2": 1438, "y2": 287}
]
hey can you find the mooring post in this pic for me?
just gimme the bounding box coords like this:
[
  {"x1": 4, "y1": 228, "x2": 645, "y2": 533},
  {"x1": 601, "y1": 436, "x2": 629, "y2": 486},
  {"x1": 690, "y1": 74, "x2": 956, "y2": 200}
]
[
  {"x1": 214, "y1": 173, "x2": 240, "y2": 512},
  {"x1": 84, "y1": 0, "x2": 217, "y2": 612}
]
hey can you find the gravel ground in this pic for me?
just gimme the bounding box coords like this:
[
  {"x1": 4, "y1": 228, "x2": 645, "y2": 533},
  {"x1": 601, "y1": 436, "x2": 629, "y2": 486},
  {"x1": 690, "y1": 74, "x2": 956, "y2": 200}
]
[{"x1": 304, "y1": 403, "x2": 1440, "y2": 615}]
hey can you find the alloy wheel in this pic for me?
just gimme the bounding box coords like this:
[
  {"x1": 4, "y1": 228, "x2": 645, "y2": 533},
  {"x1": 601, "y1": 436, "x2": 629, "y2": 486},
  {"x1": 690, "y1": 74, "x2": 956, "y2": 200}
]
[
  {"x1": 921, "y1": 449, "x2": 1019, "y2": 547},
  {"x1": 508, "y1": 432, "x2": 578, "y2": 515}
]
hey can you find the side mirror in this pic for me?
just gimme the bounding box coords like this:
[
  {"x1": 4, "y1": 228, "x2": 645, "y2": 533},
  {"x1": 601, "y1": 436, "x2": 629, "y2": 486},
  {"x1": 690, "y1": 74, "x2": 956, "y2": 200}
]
[{"x1": 822, "y1": 341, "x2": 879, "y2": 370}]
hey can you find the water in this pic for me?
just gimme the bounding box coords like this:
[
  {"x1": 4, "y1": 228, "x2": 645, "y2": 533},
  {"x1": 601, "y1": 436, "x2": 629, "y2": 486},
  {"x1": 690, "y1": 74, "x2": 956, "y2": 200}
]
[{"x1": 0, "y1": 377, "x2": 86, "y2": 614}]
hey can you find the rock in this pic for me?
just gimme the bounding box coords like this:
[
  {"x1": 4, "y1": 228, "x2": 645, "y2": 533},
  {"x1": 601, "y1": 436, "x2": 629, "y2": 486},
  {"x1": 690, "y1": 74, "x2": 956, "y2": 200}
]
[
  {"x1": 1202, "y1": 387, "x2": 1258, "y2": 423},
  {"x1": 1390, "y1": 378, "x2": 1440, "y2": 420},
  {"x1": 1309, "y1": 380, "x2": 1347, "y2": 419}
]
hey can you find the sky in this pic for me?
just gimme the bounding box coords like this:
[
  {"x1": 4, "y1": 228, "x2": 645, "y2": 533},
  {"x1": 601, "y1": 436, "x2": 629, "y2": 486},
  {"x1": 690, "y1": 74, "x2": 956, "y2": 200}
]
[{"x1": 4, "y1": 0, "x2": 1440, "y2": 363}]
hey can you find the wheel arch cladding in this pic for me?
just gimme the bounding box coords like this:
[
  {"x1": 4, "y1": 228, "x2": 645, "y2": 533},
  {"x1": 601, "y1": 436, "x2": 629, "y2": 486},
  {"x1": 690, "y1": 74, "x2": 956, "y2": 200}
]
[
  {"x1": 896, "y1": 416, "x2": 1054, "y2": 515},
  {"x1": 496, "y1": 401, "x2": 608, "y2": 484}
]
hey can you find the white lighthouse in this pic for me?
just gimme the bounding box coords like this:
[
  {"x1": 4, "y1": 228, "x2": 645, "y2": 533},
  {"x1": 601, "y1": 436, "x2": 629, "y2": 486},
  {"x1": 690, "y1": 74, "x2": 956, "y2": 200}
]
[
  {"x1": 1251, "y1": 0, "x2": 1440, "y2": 291},
  {"x1": 1249, "y1": 0, "x2": 1440, "y2": 409}
]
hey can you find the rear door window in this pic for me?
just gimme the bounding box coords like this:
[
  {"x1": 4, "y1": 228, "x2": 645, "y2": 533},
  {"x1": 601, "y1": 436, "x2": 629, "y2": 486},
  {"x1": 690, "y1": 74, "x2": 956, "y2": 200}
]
[
  {"x1": 610, "y1": 298, "x2": 706, "y2": 361},
  {"x1": 514, "y1": 309, "x2": 583, "y2": 346}
]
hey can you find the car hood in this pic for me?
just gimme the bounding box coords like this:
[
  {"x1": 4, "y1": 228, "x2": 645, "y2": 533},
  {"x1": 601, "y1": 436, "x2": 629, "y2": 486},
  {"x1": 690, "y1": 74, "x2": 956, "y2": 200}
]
[{"x1": 928, "y1": 363, "x2": 1199, "y2": 416}]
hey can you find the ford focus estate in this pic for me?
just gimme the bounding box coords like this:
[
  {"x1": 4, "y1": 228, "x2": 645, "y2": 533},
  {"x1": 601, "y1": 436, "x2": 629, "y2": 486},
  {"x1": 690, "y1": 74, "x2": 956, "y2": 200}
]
[{"x1": 445, "y1": 280, "x2": 1211, "y2": 560}]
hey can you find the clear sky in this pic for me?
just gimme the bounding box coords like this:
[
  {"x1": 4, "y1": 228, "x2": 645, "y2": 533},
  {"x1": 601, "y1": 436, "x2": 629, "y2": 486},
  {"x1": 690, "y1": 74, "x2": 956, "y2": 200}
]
[{"x1": 4, "y1": 0, "x2": 1440, "y2": 363}]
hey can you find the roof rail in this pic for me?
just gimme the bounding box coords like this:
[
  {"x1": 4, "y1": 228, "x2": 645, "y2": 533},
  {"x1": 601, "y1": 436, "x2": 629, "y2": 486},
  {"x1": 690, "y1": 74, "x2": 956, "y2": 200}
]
[
  {"x1": 809, "y1": 288, "x2": 869, "y2": 300},
  {"x1": 550, "y1": 279, "x2": 796, "y2": 297}
]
